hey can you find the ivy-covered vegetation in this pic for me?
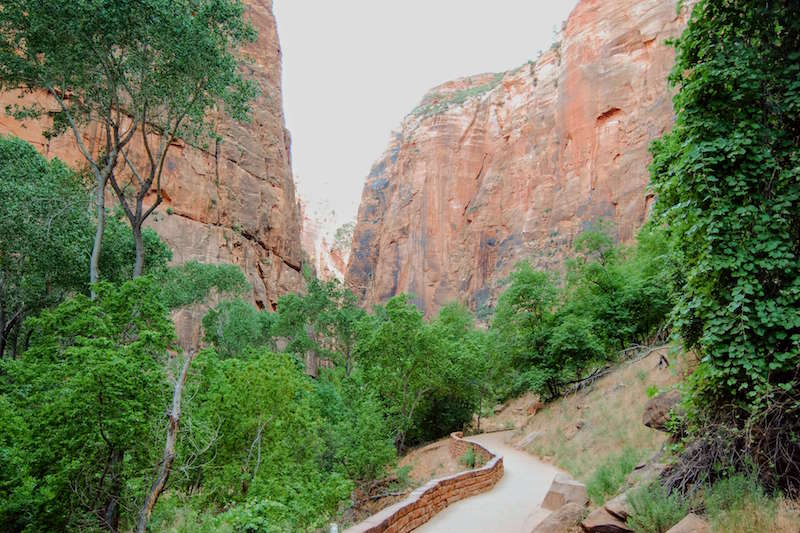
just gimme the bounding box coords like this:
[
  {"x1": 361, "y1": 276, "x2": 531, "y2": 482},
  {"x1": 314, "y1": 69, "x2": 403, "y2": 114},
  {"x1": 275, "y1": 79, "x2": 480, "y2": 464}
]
[{"x1": 648, "y1": 0, "x2": 800, "y2": 499}]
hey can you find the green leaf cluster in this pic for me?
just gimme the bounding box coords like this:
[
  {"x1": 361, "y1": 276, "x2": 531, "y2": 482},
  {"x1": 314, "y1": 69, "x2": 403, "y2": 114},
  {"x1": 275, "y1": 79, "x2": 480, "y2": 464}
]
[
  {"x1": 649, "y1": 0, "x2": 800, "y2": 407},
  {"x1": 0, "y1": 278, "x2": 174, "y2": 531},
  {"x1": 179, "y1": 349, "x2": 352, "y2": 531},
  {"x1": 0, "y1": 135, "x2": 170, "y2": 357}
]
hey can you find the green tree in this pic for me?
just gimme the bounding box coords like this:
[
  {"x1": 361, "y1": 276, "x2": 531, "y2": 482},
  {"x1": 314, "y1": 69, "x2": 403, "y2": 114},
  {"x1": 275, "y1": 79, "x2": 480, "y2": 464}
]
[
  {"x1": 420, "y1": 303, "x2": 487, "y2": 440},
  {"x1": 202, "y1": 298, "x2": 274, "y2": 357},
  {"x1": 0, "y1": 136, "x2": 170, "y2": 358},
  {"x1": 356, "y1": 295, "x2": 444, "y2": 452},
  {"x1": 156, "y1": 261, "x2": 249, "y2": 310},
  {"x1": 272, "y1": 273, "x2": 365, "y2": 374},
  {"x1": 0, "y1": 0, "x2": 258, "y2": 280},
  {"x1": 0, "y1": 279, "x2": 174, "y2": 531},
  {"x1": 179, "y1": 349, "x2": 351, "y2": 530},
  {"x1": 0, "y1": 136, "x2": 87, "y2": 357},
  {"x1": 650, "y1": 0, "x2": 800, "y2": 407},
  {"x1": 491, "y1": 262, "x2": 557, "y2": 392},
  {"x1": 313, "y1": 370, "x2": 397, "y2": 483}
]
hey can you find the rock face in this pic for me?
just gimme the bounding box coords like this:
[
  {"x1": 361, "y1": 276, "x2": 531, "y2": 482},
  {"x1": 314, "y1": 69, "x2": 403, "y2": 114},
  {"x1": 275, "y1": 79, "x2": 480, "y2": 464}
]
[
  {"x1": 346, "y1": 0, "x2": 690, "y2": 315},
  {"x1": 299, "y1": 200, "x2": 351, "y2": 282},
  {"x1": 542, "y1": 474, "x2": 589, "y2": 511},
  {"x1": 642, "y1": 390, "x2": 682, "y2": 431},
  {"x1": 665, "y1": 513, "x2": 709, "y2": 533},
  {"x1": 0, "y1": 1, "x2": 303, "y2": 322},
  {"x1": 532, "y1": 502, "x2": 585, "y2": 533}
]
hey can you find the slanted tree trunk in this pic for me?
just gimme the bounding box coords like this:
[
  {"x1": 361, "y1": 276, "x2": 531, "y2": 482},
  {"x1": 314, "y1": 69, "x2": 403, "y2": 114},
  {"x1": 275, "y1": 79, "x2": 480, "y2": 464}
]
[{"x1": 136, "y1": 352, "x2": 194, "y2": 533}]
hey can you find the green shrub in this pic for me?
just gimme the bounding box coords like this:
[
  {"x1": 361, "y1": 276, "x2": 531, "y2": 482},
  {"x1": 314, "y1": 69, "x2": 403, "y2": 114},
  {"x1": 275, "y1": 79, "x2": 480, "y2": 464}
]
[
  {"x1": 459, "y1": 447, "x2": 477, "y2": 468},
  {"x1": 627, "y1": 483, "x2": 688, "y2": 533},
  {"x1": 586, "y1": 448, "x2": 642, "y2": 504},
  {"x1": 702, "y1": 475, "x2": 791, "y2": 533},
  {"x1": 394, "y1": 465, "x2": 413, "y2": 489}
]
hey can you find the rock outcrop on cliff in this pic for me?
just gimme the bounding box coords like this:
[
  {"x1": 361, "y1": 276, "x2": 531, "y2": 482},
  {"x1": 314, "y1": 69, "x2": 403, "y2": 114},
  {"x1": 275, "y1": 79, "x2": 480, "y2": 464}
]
[
  {"x1": 0, "y1": 0, "x2": 303, "y2": 340},
  {"x1": 298, "y1": 198, "x2": 352, "y2": 282},
  {"x1": 346, "y1": 0, "x2": 690, "y2": 316}
]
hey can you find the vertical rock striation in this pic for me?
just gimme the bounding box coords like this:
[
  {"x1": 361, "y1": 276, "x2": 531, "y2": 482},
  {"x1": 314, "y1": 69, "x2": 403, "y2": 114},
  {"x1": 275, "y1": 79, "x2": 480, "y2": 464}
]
[
  {"x1": 0, "y1": 0, "x2": 303, "y2": 333},
  {"x1": 298, "y1": 199, "x2": 350, "y2": 282},
  {"x1": 346, "y1": 0, "x2": 690, "y2": 316}
]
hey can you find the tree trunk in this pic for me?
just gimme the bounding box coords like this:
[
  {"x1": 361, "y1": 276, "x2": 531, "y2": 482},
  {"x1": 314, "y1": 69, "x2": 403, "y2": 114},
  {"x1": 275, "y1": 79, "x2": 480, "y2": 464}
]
[
  {"x1": 132, "y1": 222, "x2": 144, "y2": 278},
  {"x1": 90, "y1": 174, "x2": 106, "y2": 299},
  {"x1": 0, "y1": 302, "x2": 6, "y2": 358},
  {"x1": 103, "y1": 448, "x2": 124, "y2": 532},
  {"x1": 476, "y1": 387, "x2": 484, "y2": 433},
  {"x1": 395, "y1": 431, "x2": 407, "y2": 455},
  {"x1": 136, "y1": 353, "x2": 194, "y2": 533}
]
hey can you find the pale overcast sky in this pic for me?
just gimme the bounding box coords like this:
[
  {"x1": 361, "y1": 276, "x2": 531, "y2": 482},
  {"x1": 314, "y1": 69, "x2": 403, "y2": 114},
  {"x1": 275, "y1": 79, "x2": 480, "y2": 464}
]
[{"x1": 274, "y1": 0, "x2": 579, "y2": 228}]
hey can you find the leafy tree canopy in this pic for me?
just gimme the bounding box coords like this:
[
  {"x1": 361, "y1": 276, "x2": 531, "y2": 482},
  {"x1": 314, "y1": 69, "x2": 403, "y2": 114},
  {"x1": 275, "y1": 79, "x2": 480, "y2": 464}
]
[{"x1": 0, "y1": 278, "x2": 174, "y2": 531}]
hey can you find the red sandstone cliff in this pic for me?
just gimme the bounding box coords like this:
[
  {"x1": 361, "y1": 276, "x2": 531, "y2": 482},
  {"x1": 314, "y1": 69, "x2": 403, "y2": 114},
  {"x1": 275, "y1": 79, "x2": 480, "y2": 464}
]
[
  {"x1": 0, "y1": 1, "x2": 303, "y2": 341},
  {"x1": 346, "y1": 0, "x2": 690, "y2": 316}
]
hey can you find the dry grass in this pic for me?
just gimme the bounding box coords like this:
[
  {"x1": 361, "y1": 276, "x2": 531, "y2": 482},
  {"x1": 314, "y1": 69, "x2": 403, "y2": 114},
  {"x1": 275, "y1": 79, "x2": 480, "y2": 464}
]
[
  {"x1": 398, "y1": 436, "x2": 468, "y2": 484},
  {"x1": 709, "y1": 497, "x2": 800, "y2": 533},
  {"x1": 505, "y1": 346, "x2": 693, "y2": 484}
]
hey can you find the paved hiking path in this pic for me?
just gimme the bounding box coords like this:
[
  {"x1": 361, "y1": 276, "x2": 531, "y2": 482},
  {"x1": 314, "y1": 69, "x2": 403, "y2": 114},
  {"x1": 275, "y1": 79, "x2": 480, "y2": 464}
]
[{"x1": 415, "y1": 431, "x2": 561, "y2": 533}]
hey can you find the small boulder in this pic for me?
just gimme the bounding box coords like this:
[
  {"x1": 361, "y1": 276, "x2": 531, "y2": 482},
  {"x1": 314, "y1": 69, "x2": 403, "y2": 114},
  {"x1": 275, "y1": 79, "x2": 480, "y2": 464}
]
[
  {"x1": 642, "y1": 390, "x2": 681, "y2": 431},
  {"x1": 493, "y1": 404, "x2": 505, "y2": 414},
  {"x1": 625, "y1": 462, "x2": 665, "y2": 488},
  {"x1": 528, "y1": 401, "x2": 545, "y2": 415},
  {"x1": 604, "y1": 492, "x2": 631, "y2": 521},
  {"x1": 581, "y1": 506, "x2": 633, "y2": 533},
  {"x1": 532, "y1": 502, "x2": 585, "y2": 533},
  {"x1": 542, "y1": 474, "x2": 589, "y2": 511},
  {"x1": 665, "y1": 513, "x2": 710, "y2": 533}
]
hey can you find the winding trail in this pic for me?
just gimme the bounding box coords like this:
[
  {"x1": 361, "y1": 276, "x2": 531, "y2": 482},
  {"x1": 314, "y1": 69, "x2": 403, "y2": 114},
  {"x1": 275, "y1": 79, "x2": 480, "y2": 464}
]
[{"x1": 415, "y1": 431, "x2": 560, "y2": 533}]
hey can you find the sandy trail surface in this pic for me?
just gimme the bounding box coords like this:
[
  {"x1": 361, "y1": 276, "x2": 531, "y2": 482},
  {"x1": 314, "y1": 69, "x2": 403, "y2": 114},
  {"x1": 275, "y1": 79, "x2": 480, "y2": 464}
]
[{"x1": 415, "y1": 431, "x2": 560, "y2": 533}]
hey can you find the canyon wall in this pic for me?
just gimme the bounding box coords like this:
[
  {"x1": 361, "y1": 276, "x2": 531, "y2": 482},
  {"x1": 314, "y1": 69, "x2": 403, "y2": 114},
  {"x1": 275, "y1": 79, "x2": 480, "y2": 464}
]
[
  {"x1": 346, "y1": 0, "x2": 689, "y2": 316},
  {"x1": 0, "y1": 0, "x2": 303, "y2": 341},
  {"x1": 299, "y1": 200, "x2": 351, "y2": 282}
]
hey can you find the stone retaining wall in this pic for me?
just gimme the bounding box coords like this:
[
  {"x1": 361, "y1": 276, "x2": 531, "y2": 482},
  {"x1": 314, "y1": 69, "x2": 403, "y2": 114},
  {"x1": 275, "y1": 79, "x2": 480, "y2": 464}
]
[{"x1": 346, "y1": 433, "x2": 503, "y2": 533}]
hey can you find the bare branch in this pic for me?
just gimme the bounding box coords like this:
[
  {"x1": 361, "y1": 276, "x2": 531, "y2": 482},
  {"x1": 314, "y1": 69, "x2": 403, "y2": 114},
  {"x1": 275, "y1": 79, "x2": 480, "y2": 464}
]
[
  {"x1": 136, "y1": 352, "x2": 196, "y2": 533},
  {"x1": 47, "y1": 86, "x2": 100, "y2": 177}
]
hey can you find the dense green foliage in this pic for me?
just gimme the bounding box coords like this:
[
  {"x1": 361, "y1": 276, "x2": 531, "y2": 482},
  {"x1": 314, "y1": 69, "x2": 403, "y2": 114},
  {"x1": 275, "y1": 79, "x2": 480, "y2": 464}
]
[
  {"x1": 355, "y1": 297, "x2": 496, "y2": 450},
  {"x1": 179, "y1": 349, "x2": 352, "y2": 531},
  {"x1": 0, "y1": 135, "x2": 169, "y2": 357},
  {"x1": 650, "y1": 0, "x2": 800, "y2": 408},
  {"x1": 0, "y1": 279, "x2": 174, "y2": 531},
  {"x1": 491, "y1": 223, "x2": 673, "y2": 400},
  {"x1": 157, "y1": 262, "x2": 250, "y2": 310},
  {"x1": 643, "y1": 0, "x2": 800, "y2": 506}
]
